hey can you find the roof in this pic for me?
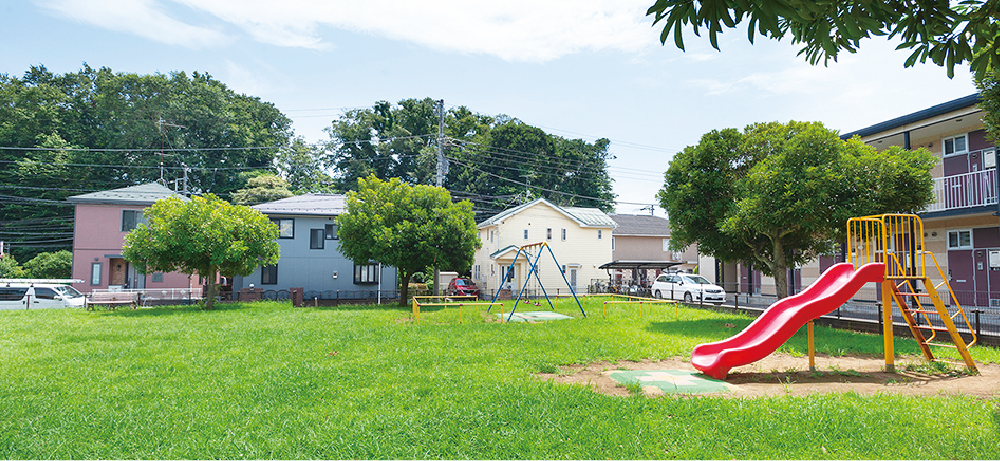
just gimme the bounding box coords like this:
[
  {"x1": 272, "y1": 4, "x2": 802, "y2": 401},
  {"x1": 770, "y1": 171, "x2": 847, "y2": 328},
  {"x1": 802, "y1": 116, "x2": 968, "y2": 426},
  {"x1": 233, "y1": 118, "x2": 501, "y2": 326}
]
[
  {"x1": 840, "y1": 93, "x2": 981, "y2": 139},
  {"x1": 478, "y1": 198, "x2": 616, "y2": 229},
  {"x1": 609, "y1": 214, "x2": 670, "y2": 236},
  {"x1": 598, "y1": 261, "x2": 683, "y2": 270},
  {"x1": 252, "y1": 193, "x2": 347, "y2": 216},
  {"x1": 66, "y1": 183, "x2": 185, "y2": 206},
  {"x1": 489, "y1": 245, "x2": 520, "y2": 260}
]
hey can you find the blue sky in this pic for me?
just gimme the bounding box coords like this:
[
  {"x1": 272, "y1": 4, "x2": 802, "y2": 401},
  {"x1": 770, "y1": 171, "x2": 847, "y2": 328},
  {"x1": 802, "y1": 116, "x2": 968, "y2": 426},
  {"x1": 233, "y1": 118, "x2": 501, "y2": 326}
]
[{"x1": 1, "y1": 0, "x2": 979, "y2": 214}]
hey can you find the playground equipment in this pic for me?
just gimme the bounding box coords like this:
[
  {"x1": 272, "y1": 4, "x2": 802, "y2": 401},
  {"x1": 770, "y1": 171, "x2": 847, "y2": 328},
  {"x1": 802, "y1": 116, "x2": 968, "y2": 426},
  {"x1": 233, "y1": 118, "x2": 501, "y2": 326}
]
[
  {"x1": 410, "y1": 295, "x2": 503, "y2": 324},
  {"x1": 691, "y1": 214, "x2": 977, "y2": 379},
  {"x1": 490, "y1": 242, "x2": 586, "y2": 322},
  {"x1": 601, "y1": 295, "x2": 677, "y2": 319}
]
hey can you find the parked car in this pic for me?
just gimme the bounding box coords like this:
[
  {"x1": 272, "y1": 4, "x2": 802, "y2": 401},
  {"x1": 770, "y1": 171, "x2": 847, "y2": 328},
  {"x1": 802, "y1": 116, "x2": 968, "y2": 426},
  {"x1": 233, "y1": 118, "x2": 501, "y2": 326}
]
[
  {"x1": 651, "y1": 273, "x2": 726, "y2": 304},
  {"x1": 446, "y1": 277, "x2": 480, "y2": 299},
  {"x1": 0, "y1": 281, "x2": 86, "y2": 310}
]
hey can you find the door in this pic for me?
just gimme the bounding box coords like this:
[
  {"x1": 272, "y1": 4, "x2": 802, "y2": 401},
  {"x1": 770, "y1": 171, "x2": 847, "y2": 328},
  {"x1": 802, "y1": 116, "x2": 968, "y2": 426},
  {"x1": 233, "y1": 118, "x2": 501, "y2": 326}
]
[
  {"x1": 948, "y1": 250, "x2": 975, "y2": 306},
  {"x1": 569, "y1": 268, "x2": 578, "y2": 292},
  {"x1": 30, "y1": 287, "x2": 63, "y2": 309}
]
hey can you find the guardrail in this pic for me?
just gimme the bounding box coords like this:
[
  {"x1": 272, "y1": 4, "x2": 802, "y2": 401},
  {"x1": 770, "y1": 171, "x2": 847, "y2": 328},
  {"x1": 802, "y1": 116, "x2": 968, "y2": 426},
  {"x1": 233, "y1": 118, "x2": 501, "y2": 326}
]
[{"x1": 410, "y1": 295, "x2": 502, "y2": 324}]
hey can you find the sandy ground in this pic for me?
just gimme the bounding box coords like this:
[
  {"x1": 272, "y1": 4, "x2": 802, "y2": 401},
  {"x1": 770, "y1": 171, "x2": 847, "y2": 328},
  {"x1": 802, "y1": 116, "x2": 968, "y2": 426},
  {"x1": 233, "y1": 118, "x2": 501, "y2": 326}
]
[{"x1": 536, "y1": 354, "x2": 1000, "y2": 398}]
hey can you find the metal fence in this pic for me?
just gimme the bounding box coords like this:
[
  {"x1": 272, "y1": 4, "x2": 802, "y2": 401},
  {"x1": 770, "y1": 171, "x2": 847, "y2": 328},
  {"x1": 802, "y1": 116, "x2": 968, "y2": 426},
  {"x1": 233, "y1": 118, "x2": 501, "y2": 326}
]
[{"x1": 237, "y1": 289, "x2": 403, "y2": 305}]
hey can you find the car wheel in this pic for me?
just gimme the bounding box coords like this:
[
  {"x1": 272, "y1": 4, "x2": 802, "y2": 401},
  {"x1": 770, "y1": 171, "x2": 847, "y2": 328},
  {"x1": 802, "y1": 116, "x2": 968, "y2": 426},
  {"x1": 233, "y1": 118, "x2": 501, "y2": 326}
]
[
  {"x1": 654, "y1": 290, "x2": 661, "y2": 299},
  {"x1": 683, "y1": 292, "x2": 693, "y2": 303}
]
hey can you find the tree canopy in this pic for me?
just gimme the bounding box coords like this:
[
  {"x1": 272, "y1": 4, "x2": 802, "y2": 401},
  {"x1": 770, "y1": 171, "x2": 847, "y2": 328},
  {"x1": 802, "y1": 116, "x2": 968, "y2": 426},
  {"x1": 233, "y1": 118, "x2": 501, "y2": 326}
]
[
  {"x1": 230, "y1": 174, "x2": 294, "y2": 206},
  {"x1": 0, "y1": 64, "x2": 293, "y2": 261},
  {"x1": 336, "y1": 175, "x2": 481, "y2": 305},
  {"x1": 658, "y1": 120, "x2": 935, "y2": 297},
  {"x1": 122, "y1": 195, "x2": 280, "y2": 309},
  {"x1": 324, "y1": 98, "x2": 616, "y2": 218},
  {"x1": 646, "y1": 0, "x2": 1000, "y2": 78}
]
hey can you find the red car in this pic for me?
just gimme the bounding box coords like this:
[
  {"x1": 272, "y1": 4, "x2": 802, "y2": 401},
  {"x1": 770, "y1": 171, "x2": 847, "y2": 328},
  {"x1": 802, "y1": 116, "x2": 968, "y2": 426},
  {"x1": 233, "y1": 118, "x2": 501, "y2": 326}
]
[{"x1": 446, "y1": 277, "x2": 480, "y2": 298}]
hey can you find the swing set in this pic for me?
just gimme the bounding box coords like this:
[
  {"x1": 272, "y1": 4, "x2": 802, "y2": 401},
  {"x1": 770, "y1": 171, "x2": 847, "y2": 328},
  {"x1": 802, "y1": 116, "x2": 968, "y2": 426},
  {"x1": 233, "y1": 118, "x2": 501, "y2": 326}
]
[{"x1": 489, "y1": 242, "x2": 586, "y2": 322}]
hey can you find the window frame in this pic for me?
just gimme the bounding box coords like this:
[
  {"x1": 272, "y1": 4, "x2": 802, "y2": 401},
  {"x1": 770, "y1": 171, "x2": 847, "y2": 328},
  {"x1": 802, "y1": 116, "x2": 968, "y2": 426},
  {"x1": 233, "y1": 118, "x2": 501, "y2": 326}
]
[
  {"x1": 546, "y1": 228, "x2": 553, "y2": 240},
  {"x1": 271, "y1": 218, "x2": 295, "y2": 239},
  {"x1": 151, "y1": 272, "x2": 164, "y2": 283},
  {"x1": 948, "y1": 229, "x2": 973, "y2": 250},
  {"x1": 354, "y1": 263, "x2": 380, "y2": 284},
  {"x1": 523, "y1": 229, "x2": 529, "y2": 240},
  {"x1": 121, "y1": 209, "x2": 145, "y2": 232},
  {"x1": 325, "y1": 223, "x2": 338, "y2": 240},
  {"x1": 943, "y1": 133, "x2": 969, "y2": 157},
  {"x1": 597, "y1": 229, "x2": 603, "y2": 240},
  {"x1": 261, "y1": 264, "x2": 278, "y2": 285},
  {"x1": 90, "y1": 262, "x2": 103, "y2": 286},
  {"x1": 561, "y1": 228, "x2": 566, "y2": 241},
  {"x1": 310, "y1": 228, "x2": 325, "y2": 249}
]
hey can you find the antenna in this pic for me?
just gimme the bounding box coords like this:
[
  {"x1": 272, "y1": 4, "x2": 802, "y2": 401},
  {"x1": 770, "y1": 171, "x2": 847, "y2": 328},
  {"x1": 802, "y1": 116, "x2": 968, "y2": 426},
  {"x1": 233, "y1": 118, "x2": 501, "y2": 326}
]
[
  {"x1": 639, "y1": 205, "x2": 655, "y2": 215},
  {"x1": 156, "y1": 118, "x2": 186, "y2": 182}
]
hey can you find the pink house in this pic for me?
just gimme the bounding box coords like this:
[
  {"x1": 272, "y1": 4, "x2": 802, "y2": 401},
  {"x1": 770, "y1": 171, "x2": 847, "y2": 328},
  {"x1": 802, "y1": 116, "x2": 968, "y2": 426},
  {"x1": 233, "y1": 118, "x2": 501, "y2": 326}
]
[{"x1": 67, "y1": 183, "x2": 194, "y2": 294}]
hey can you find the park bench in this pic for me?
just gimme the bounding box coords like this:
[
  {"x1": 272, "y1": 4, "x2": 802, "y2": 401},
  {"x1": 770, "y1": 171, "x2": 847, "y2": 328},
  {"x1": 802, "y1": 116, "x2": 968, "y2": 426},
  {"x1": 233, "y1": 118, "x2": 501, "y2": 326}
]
[{"x1": 85, "y1": 291, "x2": 139, "y2": 311}]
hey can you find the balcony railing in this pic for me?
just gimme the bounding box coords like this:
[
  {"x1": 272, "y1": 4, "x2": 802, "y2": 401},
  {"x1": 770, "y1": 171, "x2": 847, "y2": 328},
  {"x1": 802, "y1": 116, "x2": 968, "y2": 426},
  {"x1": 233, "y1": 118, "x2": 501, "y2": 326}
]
[{"x1": 925, "y1": 169, "x2": 998, "y2": 213}]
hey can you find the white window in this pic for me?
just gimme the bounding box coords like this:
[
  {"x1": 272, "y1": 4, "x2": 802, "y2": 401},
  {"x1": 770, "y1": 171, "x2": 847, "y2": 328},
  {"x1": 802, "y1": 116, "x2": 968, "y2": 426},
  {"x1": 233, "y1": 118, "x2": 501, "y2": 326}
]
[
  {"x1": 943, "y1": 134, "x2": 968, "y2": 156},
  {"x1": 948, "y1": 230, "x2": 972, "y2": 249},
  {"x1": 597, "y1": 230, "x2": 602, "y2": 240},
  {"x1": 90, "y1": 262, "x2": 102, "y2": 286},
  {"x1": 121, "y1": 210, "x2": 145, "y2": 231},
  {"x1": 546, "y1": 228, "x2": 553, "y2": 240},
  {"x1": 561, "y1": 228, "x2": 566, "y2": 241},
  {"x1": 611, "y1": 237, "x2": 615, "y2": 250},
  {"x1": 271, "y1": 218, "x2": 294, "y2": 239},
  {"x1": 663, "y1": 239, "x2": 670, "y2": 252}
]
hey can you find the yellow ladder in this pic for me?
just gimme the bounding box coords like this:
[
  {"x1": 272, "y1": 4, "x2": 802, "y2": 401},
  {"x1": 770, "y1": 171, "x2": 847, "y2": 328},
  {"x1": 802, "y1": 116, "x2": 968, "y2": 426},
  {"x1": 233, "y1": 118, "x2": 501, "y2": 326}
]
[{"x1": 887, "y1": 275, "x2": 977, "y2": 372}]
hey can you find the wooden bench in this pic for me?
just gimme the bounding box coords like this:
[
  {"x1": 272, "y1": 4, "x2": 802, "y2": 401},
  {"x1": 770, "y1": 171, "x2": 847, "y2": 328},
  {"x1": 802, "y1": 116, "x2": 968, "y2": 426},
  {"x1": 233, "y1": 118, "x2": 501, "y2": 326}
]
[{"x1": 85, "y1": 291, "x2": 139, "y2": 311}]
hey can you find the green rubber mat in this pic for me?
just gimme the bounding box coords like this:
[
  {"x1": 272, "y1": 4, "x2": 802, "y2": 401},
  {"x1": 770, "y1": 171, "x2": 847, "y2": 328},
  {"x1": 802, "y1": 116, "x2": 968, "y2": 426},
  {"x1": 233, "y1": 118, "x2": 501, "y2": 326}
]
[
  {"x1": 609, "y1": 369, "x2": 732, "y2": 394},
  {"x1": 496, "y1": 310, "x2": 575, "y2": 322}
]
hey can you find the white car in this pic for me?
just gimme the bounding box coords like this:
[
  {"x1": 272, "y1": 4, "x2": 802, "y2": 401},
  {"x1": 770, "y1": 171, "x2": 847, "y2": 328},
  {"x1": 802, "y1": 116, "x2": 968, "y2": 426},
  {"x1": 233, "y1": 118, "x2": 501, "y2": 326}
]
[
  {"x1": 0, "y1": 282, "x2": 87, "y2": 310},
  {"x1": 651, "y1": 273, "x2": 726, "y2": 304}
]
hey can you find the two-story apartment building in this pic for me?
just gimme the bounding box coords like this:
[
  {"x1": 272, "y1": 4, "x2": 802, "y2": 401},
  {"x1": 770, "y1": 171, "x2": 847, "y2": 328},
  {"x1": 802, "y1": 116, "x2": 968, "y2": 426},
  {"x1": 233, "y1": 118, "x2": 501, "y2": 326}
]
[
  {"x1": 840, "y1": 93, "x2": 997, "y2": 307},
  {"x1": 67, "y1": 183, "x2": 193, "y2": 293},
  {"x1": 473, "y1": 198, "x2": 615, "y2": 296},
  {"x1": 239, "y1": 193, "x2": 398, "y2": 298}
]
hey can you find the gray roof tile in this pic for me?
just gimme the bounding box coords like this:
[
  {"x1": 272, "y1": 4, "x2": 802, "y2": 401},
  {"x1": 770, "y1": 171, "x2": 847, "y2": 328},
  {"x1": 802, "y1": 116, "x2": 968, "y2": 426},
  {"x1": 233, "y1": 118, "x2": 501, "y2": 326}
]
[
  {"x1": 252, "y1": 194, "x2": 347, "y2": 216},
  {"x1": 66, "y1": 183, "x2": 185, "y2": 206},
  {"x1": 479, "y1": 198, "x2": 616, "y2": 229},
  {"x1": 609, "y1": 214, "x2": 670, "y2": 236}
]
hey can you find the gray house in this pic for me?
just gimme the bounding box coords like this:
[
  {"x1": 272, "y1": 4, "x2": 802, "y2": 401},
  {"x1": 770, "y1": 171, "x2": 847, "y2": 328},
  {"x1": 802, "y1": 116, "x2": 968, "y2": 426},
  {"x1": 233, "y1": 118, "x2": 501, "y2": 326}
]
[{"x1": 235, "y1": 194, "x2": 398, "y2": 300}]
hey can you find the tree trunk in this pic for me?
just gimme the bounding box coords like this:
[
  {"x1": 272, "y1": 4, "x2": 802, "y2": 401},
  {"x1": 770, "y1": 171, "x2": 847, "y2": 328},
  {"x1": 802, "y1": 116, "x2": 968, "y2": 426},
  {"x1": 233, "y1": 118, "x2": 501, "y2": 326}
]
[
  {"x1": 398, "y1": 269, "x2": 411, "y2": 307},
  {"x1": 204, "y1": 265, "x2": 218, "y2": 309},
  {"x1": 771, "y1": 237, "x2": 789, "y2": 299}
]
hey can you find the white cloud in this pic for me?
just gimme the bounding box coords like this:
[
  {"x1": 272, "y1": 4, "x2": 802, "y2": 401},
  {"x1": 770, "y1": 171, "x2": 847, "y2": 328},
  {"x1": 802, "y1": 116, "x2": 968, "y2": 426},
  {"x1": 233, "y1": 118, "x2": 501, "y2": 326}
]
[
  {"x1": 38, "y1": 0, "x2": 230, "y2": 48},
  {"x1": 41, "y1": 0, "x2": 660, "y2": 61}
]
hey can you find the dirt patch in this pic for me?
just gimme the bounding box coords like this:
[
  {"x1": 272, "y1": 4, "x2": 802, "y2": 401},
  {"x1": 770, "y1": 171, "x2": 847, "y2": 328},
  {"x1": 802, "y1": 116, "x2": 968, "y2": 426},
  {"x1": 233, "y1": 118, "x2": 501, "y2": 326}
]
[{"x1": 535, "y1": 354, "x2": 1000, "y2": 398}]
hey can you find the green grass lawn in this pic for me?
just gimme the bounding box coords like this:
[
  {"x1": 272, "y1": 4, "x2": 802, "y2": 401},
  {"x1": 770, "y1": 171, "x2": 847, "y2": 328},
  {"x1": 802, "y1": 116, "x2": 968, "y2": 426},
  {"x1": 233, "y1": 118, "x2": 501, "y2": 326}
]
[{"x1": 1, "y1": 297, "x2": 997, "y2": 459}]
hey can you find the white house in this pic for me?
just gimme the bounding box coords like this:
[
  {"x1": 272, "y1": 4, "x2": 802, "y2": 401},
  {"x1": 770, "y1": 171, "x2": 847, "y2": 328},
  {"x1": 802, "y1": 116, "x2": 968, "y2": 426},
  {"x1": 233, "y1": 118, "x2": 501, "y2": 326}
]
[{"x1": 472, "y1": 198, "x2": 615, "y2": 297}]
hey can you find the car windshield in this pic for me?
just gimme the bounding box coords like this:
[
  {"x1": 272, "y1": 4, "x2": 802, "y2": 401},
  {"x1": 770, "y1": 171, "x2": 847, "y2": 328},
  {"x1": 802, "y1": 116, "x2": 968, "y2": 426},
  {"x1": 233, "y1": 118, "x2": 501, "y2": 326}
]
[
  {"x1": 455, "y1": 279, "x2": 469, "y2": 286},
  {"x1": 685, "y1": 276, "x2": 711, "y2": 285},
  {"x1": 54, "y1": 286, "x2": 83, "y2": 298}
]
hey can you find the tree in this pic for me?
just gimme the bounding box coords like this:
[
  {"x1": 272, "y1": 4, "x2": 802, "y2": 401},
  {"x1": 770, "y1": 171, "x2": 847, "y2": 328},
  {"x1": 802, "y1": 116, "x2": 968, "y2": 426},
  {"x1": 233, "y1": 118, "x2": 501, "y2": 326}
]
[
  {"x1": 276, "y1": 137, "x2": 335, "y2": 193},
  {"x1": 230, "y1": 174, "x2": 294, "y2": 205},
  {"x1": 658, "y1": 121, "x2": 935, "y2": 298},
  {"x1": 646, "y1": 0, "x2": 1000, "y2": 78},
  {"x1": 325, "y1": 99, "x2": 617, "y2": 218},
  {"x1": 0, "y1": 65, "x2": 293, "y2": 261},
  {"x1": 122, "y1": 195, "x2": 280, "y2": 309},
  {"x1": 336, "y1": 175, "x2": 481, "y2": 305},
  {"x1": 22, "y1": 250, "x2": 72, "y2": 279},
  {"x1": 0, "y1": 254, "x2": 26, "y2": 279}
]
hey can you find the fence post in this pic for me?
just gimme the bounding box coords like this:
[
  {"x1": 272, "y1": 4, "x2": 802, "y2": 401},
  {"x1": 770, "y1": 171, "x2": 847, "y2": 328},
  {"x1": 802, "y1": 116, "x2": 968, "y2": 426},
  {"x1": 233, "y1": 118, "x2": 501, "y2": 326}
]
[
  {"x1": 335, "y1": 290, "x2": 340, "y2": 307},
  {"x1": 877, "y1": 303, "x2": 882, "y2": 329},
  {"x1": 973, "y1": 309, "x2": 982, "y2": 338}
]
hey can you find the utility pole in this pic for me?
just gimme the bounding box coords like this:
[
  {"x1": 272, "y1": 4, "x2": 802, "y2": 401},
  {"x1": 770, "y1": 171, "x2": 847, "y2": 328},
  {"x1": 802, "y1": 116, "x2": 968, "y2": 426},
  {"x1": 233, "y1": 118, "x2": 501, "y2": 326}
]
[
  {"x1": 640, "y1": 205, "x2": 655, "y2": 216},
  {"x1": 433, "y1": 99, "x2": 445, "y2": 297}
]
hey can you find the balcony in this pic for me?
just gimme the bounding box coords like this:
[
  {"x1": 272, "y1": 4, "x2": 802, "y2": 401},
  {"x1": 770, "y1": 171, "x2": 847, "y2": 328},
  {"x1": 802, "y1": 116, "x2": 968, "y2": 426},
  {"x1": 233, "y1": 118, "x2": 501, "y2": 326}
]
[{"x1": 924, "y1": 169, "x2": 998, "y2": 213}]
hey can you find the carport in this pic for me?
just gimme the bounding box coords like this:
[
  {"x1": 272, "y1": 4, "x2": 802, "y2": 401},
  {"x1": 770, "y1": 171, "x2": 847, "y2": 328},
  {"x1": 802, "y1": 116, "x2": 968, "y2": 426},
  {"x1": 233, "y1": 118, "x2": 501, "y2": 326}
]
[{"x1": 596, "y1": 261, "x2": 683, "y2": 297}]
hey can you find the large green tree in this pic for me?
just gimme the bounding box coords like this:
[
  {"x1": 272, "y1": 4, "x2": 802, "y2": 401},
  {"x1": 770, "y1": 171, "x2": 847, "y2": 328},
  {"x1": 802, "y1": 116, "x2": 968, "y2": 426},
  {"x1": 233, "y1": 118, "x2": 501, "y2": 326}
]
[
  {"x1": 0, "y1": 65, "x2": 293, "y2": 261},
  {"x1": 336, "y1": 175, "x2": 480, "y2": 305},
  {"x1": 646, "y1": 0, "x2": 1000, "y2": 78},
  {"x1": 230, "y1": 174, "x2": 294, "y2": 206},
  {"x1": 123, "y1": 195, "x2": 280, "y2": 309},
  {"x1": 659, "y1": 121, "x2": 935, "y2": 297},
  {"x1": 326, "y1": 99, "x2": 616, "y2": 217}
]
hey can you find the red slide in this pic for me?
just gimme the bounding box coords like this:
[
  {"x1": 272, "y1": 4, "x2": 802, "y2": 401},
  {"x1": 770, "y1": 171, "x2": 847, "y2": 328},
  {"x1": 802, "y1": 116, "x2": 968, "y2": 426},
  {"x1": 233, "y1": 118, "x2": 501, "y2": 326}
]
[{"x1": 692, "y1": 262, "x2": 885, "y2": 379}]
